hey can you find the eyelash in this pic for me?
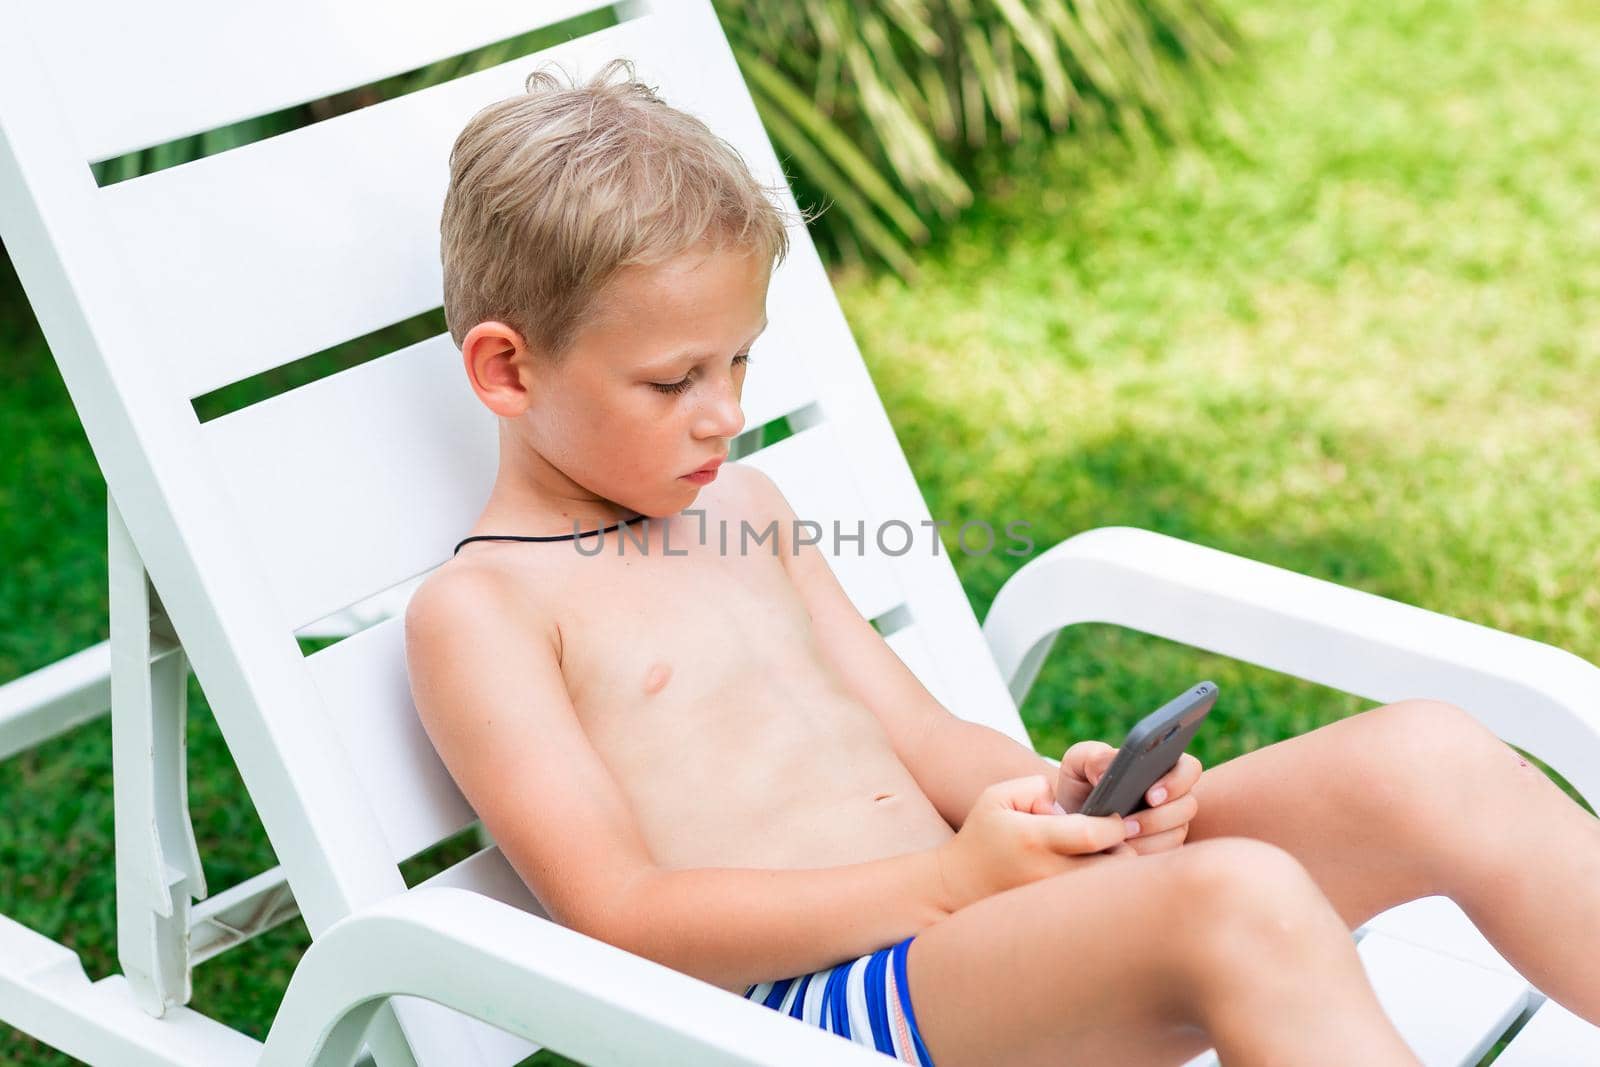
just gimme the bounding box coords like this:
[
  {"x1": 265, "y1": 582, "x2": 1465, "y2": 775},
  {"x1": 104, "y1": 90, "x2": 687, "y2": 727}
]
[{"x1": 651, "y1": 352, "x2": 754, "y2": 395}]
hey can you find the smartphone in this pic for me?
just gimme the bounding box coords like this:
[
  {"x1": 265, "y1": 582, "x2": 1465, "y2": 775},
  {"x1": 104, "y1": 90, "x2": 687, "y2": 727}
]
[{"x1": 1073, "y1": 682, "x2": 1218, "y2": 819}]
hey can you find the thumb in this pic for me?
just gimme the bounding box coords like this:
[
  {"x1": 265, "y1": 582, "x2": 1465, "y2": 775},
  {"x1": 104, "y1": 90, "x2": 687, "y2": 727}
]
[
  {"x1": 1040, "y1": 811, "x2": 1129, "y2": 855},
  {"x1": 1088, "y1": 748, "x2": 1118, "y2": 786},
  {"x1": 1063, "y1": 740, "x2": 1115, "y2": 779},
  {"x1": 986, "y1": 774, "x2": 1057, "y2": 814}
]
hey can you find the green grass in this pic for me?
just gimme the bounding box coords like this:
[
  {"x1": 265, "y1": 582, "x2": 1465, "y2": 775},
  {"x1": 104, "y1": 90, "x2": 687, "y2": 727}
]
[
  {"x1": 839, "y1": 0, "x2": 1600, "y2": 778},
  {"x1": 3, "y1": 0, "x2": 1598, "y2": 1062}
]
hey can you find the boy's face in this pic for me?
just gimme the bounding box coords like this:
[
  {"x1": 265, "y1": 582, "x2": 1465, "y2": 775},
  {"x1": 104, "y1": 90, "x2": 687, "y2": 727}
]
[{"x1": 499, "y1": 242, "x2": 771, "y2": 518}]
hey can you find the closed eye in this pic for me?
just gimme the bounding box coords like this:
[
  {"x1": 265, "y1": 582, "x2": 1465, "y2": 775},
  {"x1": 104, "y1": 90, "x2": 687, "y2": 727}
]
[
  {"x1": 650, "y1": 351, "x2": 754, "y2": 395},
  {"x1": 650, "y1": 375, "x2": 693, "y2": 396}
]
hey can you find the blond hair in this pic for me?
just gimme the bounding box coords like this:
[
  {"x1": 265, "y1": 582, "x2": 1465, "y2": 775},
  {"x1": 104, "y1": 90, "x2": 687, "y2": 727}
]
[{"x1": 440, "y1": 57, "x2": 804, "y2": 358}]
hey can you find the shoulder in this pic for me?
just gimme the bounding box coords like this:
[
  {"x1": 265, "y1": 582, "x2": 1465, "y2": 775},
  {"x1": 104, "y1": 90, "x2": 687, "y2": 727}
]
[
  {"x1": 711, "y1": 461, "x2": 807, "y2": 568},
  {"x1": 404, "y1": 555, "x2": 559, "y2": 679},
  {"x1": 406, "y1": 554, "x2": 508, "y2": 629},
  {"x1": 717, "y1": 460, "x2": 795, "y2": 522}
]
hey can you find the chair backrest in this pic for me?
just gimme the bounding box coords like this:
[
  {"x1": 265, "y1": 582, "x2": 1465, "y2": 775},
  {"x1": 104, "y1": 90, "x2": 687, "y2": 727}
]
[{"x1": 0, "y1": 0, "x2": 1022, "y2": 968}]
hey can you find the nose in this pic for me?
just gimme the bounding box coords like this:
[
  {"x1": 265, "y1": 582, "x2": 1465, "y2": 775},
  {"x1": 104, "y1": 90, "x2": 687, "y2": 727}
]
[{"x1": 693, "y1": 375, "x2": 745, "y2": 440}]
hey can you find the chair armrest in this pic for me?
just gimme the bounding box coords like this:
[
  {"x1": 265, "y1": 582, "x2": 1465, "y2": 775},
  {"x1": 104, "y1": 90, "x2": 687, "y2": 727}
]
[
  {"x1": 260, "y1": 885, "x2": 893, "y2": 1067},
  {"x1": 981, "y1": 526, "x2": 1600, "y2": 806}
]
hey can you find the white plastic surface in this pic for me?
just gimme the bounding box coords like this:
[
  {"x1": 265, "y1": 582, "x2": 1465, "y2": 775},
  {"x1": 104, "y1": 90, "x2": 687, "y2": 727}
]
[
  {"x1": 1495, "y1": 1000, "x2": 1600, "y2": 1067},
  {"x1": 1357, "y1": 931, "x2": 1530, "y2": 1066},
  {"x1": 1358, "y1": 895, "x2": 1519, "y2": 977},
  {"x1": 0, "y1": 913, "x2": 260, "y2": 1067},
  {"x1": 97, "y1": 18, "x2": 659, "y2": 401},
  {"x1": 0, "y1": 641, "x2": 112, "y2": 759},
  {"x1": 261, "y1": 886, "x2": 893, "y2": 1067},
  {"x1": 307, "y1": 617, "x2": 477, "y2": 864},
  {"x1": 200, "y1": 323, "x2": 818, "y2": 633},
  {"x1": 23, "y1": 0, "x2": 621, "y2": 162}
]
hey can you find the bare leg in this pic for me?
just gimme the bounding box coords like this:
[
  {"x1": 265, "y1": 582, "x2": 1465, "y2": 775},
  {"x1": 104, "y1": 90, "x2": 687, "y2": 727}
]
[
  {"x1": 905, "y1": 837, "x2": 1419, "y2": 1067},
  {"x1": 1187, "y1": 698, "x2": 1600, "y2": 1023}
]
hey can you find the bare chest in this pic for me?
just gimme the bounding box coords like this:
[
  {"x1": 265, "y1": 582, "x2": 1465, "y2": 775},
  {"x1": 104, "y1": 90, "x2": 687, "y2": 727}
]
[{"x1": 509, "y1": 509, "x2": 953, "y2": 870}]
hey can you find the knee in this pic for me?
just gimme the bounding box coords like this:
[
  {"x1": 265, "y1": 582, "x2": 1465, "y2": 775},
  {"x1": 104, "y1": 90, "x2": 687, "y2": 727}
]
[
  {"x1": 1348, "y1": 699, "x2": 1510, "y2": 826},
  {"x1": 1376, "y1": 698, "x2": 1493, "y2": 749},
  {"x1": 1165, "y1": 838, "x2": 1350, "y2": 980}
]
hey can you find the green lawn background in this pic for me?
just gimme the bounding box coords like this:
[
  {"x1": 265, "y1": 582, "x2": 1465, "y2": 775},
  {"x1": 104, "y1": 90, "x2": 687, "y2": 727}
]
[{"x1": 3, "y1": 0, "x2": 1597, "y2": 1062}]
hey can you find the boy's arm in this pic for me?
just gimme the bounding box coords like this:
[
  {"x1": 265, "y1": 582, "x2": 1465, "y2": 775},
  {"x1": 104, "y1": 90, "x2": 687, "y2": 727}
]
[
  {"x1": 404, "y1": 567, "x2": 954, "y2": 992},
  {"x1": 917, "y1": 718, "x2": 1063, "y2": 827},
  {"x1": 737, "y1": 466, "x2": 1060, "y2": 829},
  {"x1": 618, "y1": 850, "x2": 951, "y2": 990}
]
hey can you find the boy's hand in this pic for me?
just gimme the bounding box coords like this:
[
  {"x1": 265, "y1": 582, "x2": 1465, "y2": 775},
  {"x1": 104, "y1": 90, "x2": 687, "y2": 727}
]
[
  {"x1": 1054, "y1": 741, "x2": 1203, "y2": 856},
  {"x1": 935, "y1": 775, "x2": 1134, "y2": 913}
]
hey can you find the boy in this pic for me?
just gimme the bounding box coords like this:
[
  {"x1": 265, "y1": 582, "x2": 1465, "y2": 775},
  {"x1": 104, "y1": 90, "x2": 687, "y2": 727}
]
[{"x1": 404, "y1": 58, "x2": 1600, "y2": 1066}]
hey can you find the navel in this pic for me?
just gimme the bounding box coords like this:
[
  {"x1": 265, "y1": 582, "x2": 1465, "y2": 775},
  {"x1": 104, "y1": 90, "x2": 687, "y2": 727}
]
[{"x1": 643, "y1": 662, "x2": 673, "y2": 695}]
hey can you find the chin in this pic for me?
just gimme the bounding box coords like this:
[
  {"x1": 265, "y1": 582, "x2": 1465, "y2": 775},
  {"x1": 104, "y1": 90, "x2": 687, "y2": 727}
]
[{"x1": 632, "y1": 489, "x2": 692, "y2": 518}]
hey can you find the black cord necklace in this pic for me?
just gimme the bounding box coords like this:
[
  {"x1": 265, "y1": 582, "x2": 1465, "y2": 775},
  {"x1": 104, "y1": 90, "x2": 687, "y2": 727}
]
[{"x1": 453, "y1": 511, "x2": 649, "y2": 556}]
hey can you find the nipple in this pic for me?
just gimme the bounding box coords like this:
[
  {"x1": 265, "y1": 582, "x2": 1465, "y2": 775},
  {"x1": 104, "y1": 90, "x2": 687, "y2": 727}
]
[{"x1": 643, "y1": 662, "x2": 673, "y2": 695}]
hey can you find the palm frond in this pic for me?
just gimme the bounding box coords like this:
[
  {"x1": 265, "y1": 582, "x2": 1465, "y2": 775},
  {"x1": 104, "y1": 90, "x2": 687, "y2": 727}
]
[{"x1": 720, "y1": 0, "x2": 1238, "y2": 275}]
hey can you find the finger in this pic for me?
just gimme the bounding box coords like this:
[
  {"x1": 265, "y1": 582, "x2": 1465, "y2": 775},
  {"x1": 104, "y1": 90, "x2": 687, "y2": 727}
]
[
  {"x1": 1057, "y1": 742, "x2": 1116, "y2": 811},
  {"x1": 1123, "y1": 794, "x2": 1198, "y2": 839},
  {"x1": 1062, "y1": 740, "x2": 1115, "y2": 777},
  {"x1": 1079, "y1": 842, "x2": 1140, "y2": 861},
  {"x1": 1147, "y1": 752, "x2": 1204, "y2": 806},
  {"x1": 1043, "y1": 812, "x2": 1128, "y2": 855},
  {"x1": 1128, "y1": 825, "x2": 1189, "y2": 855},
  {"x1": 1054, "y1": 780, "x2": 1092, "y2": 814}
]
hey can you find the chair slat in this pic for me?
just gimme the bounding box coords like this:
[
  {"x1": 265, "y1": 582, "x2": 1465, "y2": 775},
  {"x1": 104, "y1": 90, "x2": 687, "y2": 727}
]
[
  {"x1": 1495, "y1": 1000, "x2": 1600, "y2": 1067},
  {"x1": 27, "y1": 0, "x2": 620, "y2": 163},
  {"x1": 202, "y1": 316, "x2": 819, "y2": 634},
  {"x1": 96, "y1": 16, "x2": 664, "y2": 400},
  {"x1": 307, "y1": 617, "x2": 475, "y2": 863},
  {"x1": 1357, "y1": 931, "x2": 1530, "y2": 1066},
  {"x1": 202, "y1": 335, "x2": 496, "y2": 633},
  {"x1": 1357, "y1": 895, "x2": 1518, "y2": 977}
]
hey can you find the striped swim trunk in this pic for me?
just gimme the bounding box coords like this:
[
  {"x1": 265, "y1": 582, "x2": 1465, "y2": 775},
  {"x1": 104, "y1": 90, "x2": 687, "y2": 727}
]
[{"x1": 742, "y1": 934, "x2": 935, "y2": 1065}]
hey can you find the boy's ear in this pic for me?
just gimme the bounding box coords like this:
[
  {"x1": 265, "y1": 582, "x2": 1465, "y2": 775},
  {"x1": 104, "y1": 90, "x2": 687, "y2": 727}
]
[{"x1": 462, "y1": 321, "x2": 535, "y2": 417}]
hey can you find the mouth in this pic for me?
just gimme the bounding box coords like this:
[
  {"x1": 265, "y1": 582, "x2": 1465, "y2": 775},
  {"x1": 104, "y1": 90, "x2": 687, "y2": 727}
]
[{"x1": 682, "y1": 456, "x2": 725, "y2": 483}]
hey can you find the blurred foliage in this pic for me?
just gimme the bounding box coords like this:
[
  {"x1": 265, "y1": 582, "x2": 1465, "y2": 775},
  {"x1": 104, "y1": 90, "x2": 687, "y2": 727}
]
[{"x1": 722, "y1": 0, "x2": 1235, "y2": 274}]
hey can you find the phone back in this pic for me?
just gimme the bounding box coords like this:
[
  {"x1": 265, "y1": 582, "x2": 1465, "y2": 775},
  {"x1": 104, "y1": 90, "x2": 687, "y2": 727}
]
[{"x1": 1079, "y1": 682, "x2": 1217, "y2": 818}]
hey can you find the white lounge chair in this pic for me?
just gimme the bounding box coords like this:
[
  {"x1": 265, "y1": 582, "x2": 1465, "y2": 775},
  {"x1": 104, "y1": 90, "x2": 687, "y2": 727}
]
[{"x1": 2, "y1": 2, "x2": 1597, "y2": 1065}]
